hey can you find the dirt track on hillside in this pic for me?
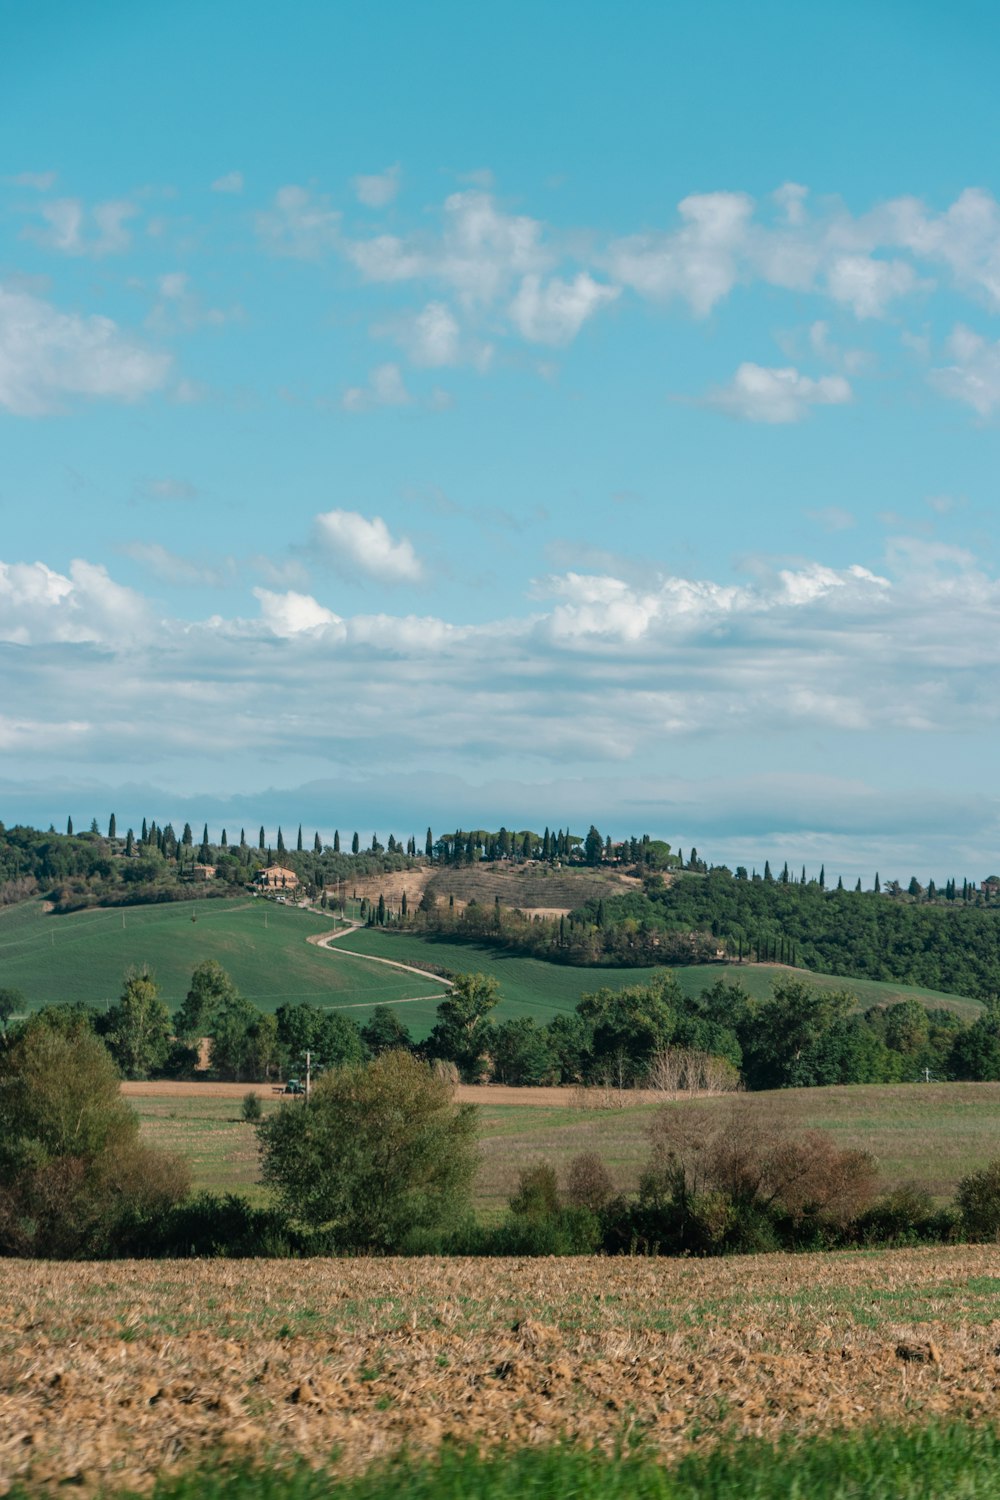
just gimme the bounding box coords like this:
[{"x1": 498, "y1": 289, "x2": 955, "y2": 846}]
[{"x1": 120, "y1": 1081, "x2": 590, "y2": 1107}]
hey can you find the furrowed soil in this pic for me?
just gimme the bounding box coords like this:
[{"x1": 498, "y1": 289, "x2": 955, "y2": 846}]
[{"x1": 4, "y1": 1249, "x2": 1000, "y2": 1495}]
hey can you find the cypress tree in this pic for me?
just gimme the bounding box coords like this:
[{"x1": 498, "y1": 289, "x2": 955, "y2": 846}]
[
  {"x1": 200, "y1": 823, "x2": 210, "y2": 861},
  {"x1": 259, "y1": 827, "x2": 266, "y2": 851},
  {"x1": 763, "y1": 860, "x2": 773, "y2": 883},
  {"x1": 837, "y1": 875, "x2": 844, "y2": 891},
  {"x1": 314, "y1": 831, "x2": 322, "y2": 853},
  {"x1": 297, "y1": 824, "x2": 303, "y2": 852},
  {"x1": 66, "y1": 816, "x2": 73, "y2": 836},
  {"x1": 334, "y1": 830, "x2": 341, "y2": 853},
  {"x1": 277, "y1": 827, "x2": 285, "y2": 855},
  {"x1": 352, "y1": 832, "x2": 360, "y2": 854},
  {"x1": 377, "y1": 893, "x2": 386, "y2": 925},
  {"x1": 855, "y1": 878, "x2": 862, "y2": 893},
  {"x1": 221, "y1": 829, "x2": 228, "y2": 847},
  {"x1": 141, "y1": 817, "x2": 148, "y2": 843},
  {"x1": 425, "y1": 827, "x2": 433, "y2": 859},
  {"x1": 240, "y1": 828, "x2": 246, "y2": 847},
  {"x1": 401, "y1": 890, "x2": 408, "y2": 918},
  {"x1": 874, "y1": 872, "x2": 881, "y2": 893},
  {"x1": 182, "y1": 822, "x2": 193, "y2": 846},
  {"x1": 108, "y1": 813, "x2": 117, "y2": 839},
  {"x1": 800, "y1": 865, "x2": 806, "y2": 885},
  {"x1": 819, "y1": 864, "x2": 825, "y2": 889},
  {"x1": 125, "y1": 829, "x2": 134, "y2": 856}
]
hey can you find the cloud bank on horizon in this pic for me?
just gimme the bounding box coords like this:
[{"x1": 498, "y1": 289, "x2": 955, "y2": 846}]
[{"x1": 2, "y1": 0, "x2": 999, "y2": 875}]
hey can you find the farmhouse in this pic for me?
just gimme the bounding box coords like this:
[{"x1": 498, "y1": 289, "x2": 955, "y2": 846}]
[
  {"x1": 256, "y1": 864, "x2": 299, "y2": 891},
  {"x1": 192, "y1": 863, "x2": 217, "y2": 881}
]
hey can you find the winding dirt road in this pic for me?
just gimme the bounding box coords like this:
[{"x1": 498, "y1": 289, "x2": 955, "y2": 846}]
[{"x1": 305, "y1": 921, "x2": 452, "y2": 1007}]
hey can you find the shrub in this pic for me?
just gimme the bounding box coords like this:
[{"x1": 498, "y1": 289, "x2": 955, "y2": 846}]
[
  {"x1": 957, "y1": 1159, "x2": 1000, "y2": 1241},
  {"x1": 0, "y1": 1020, "x2": 189, "y2": 1257},
  {"x1": 241, "y1": 1090, "x2": 263, "y2": 1123},
  {"x1": 565, "y1": 1151, "x2": 614, "y2": 1214},
  {"x1": 148, "y1": 1192, "x2": 306, "y2": 1258},
  {"x1": 510, "y1": 1161, "x2": 560, "y2": 1221},
  {"x1": 258, "y1": 1050, "x2": 479, "y2": 1252}
]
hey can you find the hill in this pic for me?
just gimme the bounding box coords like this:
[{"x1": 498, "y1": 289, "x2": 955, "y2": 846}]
[
  {"x1": 331, "y1": 927, "x2": 984, "y2": 1023},
  {"x1": 0, "y1": 898, "x2": 447, "y2": 1015}
]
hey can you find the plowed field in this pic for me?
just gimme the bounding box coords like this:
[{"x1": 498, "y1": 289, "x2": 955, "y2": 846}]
[{"x1": 4, "y1": 1248, "x2": 1000, "y2": 1494}]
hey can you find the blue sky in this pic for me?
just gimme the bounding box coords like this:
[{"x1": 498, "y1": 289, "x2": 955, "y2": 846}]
[{"x1": 2, "y1": 0, "x2": 1000, "y2": 879}]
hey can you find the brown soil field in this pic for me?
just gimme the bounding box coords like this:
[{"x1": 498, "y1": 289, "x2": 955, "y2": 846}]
[{"x1": 4, "y1": 1248, "x2": 1000, "y2": 1494}]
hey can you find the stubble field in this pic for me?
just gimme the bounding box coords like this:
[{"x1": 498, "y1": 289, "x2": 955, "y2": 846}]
[{"x1": 4, "y1": 1249, "x2": 1000, "y2": 1495}]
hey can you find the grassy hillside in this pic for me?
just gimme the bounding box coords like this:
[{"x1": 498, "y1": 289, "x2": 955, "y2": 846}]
[
  {"x1": 0, "y1": 898, "x2": 447, "y2": 1015},
  {"x1": 332, "y1": 927, "x2": 984, "y2": 1021}
]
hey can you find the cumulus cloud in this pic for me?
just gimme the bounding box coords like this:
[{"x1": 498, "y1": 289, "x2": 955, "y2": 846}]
[
  {"x1": 702, "y1": 363, "x2": 852, "y2": 423},
  {"x1": 352, "y1": 164, "x2": 400, "y2": 208},
  {"x1": 211, "y1": 171, "x2": 244, "y2": 194},
  {"x1": 145, "y1": 271, "x2": 243, "y2": 332},
  {"x1": 0, "y1": 559, "x2": 149, "y2": 645},
  {"x1": 9, "y1": 170, "x2": 57, "y2": 191},
  {"x1": 254, "y1": 588, "x2": 343, "y2": 636},
  {"x1": 341, "y1": 362, "x2": 412, "y2": 411},
  {"x1": 24, "y1": 197, "x2": 137, "y2": 256},
  {"x1": 312, "y1": 509, "x2": 424, "y2": 583},
  {"x1": 0, "y1": 285, "x2": 171, "y2": 415},
  {"x1": 2, "y1": 541, "x2": 1000, "y2": 813},
  {"x1": 508, "y1": 272, "x2": 619, "y2": 344},
  {"x1": 255, "y1": 185, "x2": 341, "y2": 259},
  {"x1": 825, "y1": 255, "x2": 923, "y2": 318},
  {"x1": 929, "y1": 324, "x2": 1000, "y2": 416}
]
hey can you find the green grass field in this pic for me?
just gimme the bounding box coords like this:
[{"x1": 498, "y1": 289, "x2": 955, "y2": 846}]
[
  {"x1": 331, "y1": 927, "x2": 984, "y2": 1021},
  {"x1": 0, "y1": 898, "x2": 447, "y2": 1015},
  {"x1": 133, "y1": 1079, "x2": 1000, "y2": 1211}
]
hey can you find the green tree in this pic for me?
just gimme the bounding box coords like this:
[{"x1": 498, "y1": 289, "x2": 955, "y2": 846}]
[
  {"x1": 211, "y1": 996, "x2": 279, "y2": 1082},
  {"x1": 66, "y1": 816, "x2": 73, "y2": 836},
  {"x1": 584, "y1": 825, "x2": 604, "y2": 866},
  {"x1": 0, "y1": 987, "x2": 26, "y2": 1032},
  {"x1": 277, "y1": 827, "x2": 286, "y2": 855},
  {"x1": 352, "y1": 832, "x2": 360, "y2": 854},
  {"x1": 314, "y1": 830, "x2": 322, "y2": 853},
  {"x1": 174, "y1": 959, "x2": 241, "y2": 1042},
  {"x1": 425, "y1": 827, "x2": 433, "y2": 859},
  {"x1": 0, "y1": 1022, "x2": 188, "y2": 1257},
  {"x1": 108, "y1": 812, "x2": 117, "y2": 839},
  {"x1": 259, "y1": 826, "x2": 266, "y2": 851},
  {"x1": 258, "y1": 1051, "x2": 478, "y2": 1251},
  {"x1": 578, "y1": 975, "x2": 680, "y2": 1083},
  {"x1": 105, "y1": 967, "x2": 172, "y2": 1079},
  {"x1": 199, "y1": 823, "x2": 211, "y2": 862},
  {"x1": 361, "y1": 1006, "x2": 413, "y2": 1056},
  {"x1": 426, "y1": 973, "x2": 500, "y2": 1081},
  {"x1": 181, "y1": 822, "x2": 193, "y2": 846},
  {"x1": 333, "y1": 830, "x2": 341, "y2": 853}
]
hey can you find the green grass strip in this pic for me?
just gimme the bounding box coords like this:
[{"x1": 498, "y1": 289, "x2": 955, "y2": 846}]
[{"x1": 12, "y1": 1423, "x2": 1000, "y2": 1500}]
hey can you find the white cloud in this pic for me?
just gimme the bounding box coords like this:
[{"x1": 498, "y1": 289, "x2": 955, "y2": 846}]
[
  {"x1": 402, "y1": 302, "x2": 461, "y2": 365},
  {"x1": 255, "y1": 185, "x2": 341, "y2": 259},
  {"x1": 25, "y1": 197, "x2": 137, "y2": 257},
  {"x1": 702, "y1": 363, "x2": 852, "y2": 423},
  {"x1": 341, "y1": 362, "x2": 412, "y2": 411},
  {"x1": 9, "y1": 171, "x2": 57, "y2": 191},
  {"x1": 211, "y1": 171, "x2": 244, "y2": 194},
  {"x1": 352, "y1": 164, "x2": 401, "y2": 208},
  {"x1": 508, "y1": 272, "x2": 619, "y2": 345},
  {"x1": 607, "y1": 191, "x2": 755, "y2": 315},
  {"x1": 929, "y1": 324, "x2": 1000, "y2": 416},
  {"x1": 0, "y1": 285, "x2": 171, "y2": 415},
  {"x1": 122, "y1": 542, "x2": 231, "y2": 587},
  {"x1": 313, "y1": 509, "x2": 423, "y2": 583},
  {"x1": 0, "y1": 559, "x2": 149, "y2": 645},
  {"x1": 825, "y1": 255, "x2": 922, "y2": 318},
  {"x1": 145, "y1": 271, "x2": 242, "y2": 332},
  {"x1": 136, "y1": 476, "x2": 199, "y2": 502},
  {"x1": 254, "y1": 588, "x2": 343, "y2": 637}
]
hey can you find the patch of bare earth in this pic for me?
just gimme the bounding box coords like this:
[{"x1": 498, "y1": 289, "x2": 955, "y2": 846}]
[{"x1": 4, "y1": 1249, "x2": 1000, "y2": 1494}]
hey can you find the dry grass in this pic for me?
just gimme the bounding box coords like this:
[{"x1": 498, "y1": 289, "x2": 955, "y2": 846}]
[
  {"x1": 126, "y1": 1080, "x2": 1000, "y2": 1213},
  {"x1": 4, "y1": 1249, "x2": 1000, "y2": 1494}
]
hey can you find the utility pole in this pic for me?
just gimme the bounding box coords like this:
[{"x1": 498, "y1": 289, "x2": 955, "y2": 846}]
[{"x1": 305, "y1": 1049, "x2": 311, "y2": 1102}]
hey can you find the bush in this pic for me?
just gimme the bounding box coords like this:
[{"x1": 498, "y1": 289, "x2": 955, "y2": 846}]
[
  {"x1": 510, "y1": 1161, "x2": 560, "y2": 1221},
  {"x1": 148, "y1": 1192, "x2": 308, "y2": 1258},
  {"x1": 957, "y1": 1158, "x2": 1000, "y2": 1240},
  {"x1": 258, "y1": 1051, "x2": 479, "y2": 1252},
  {"x1": 565, "y1": 1151, "x2": 614, "y2": 1213},
  {"x1": 241, "y1": 1091, "x2": 263, "y2": 1123},
  {"x1": 0, "y1": 1020, "x2": 189, "y2": 1257}
]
